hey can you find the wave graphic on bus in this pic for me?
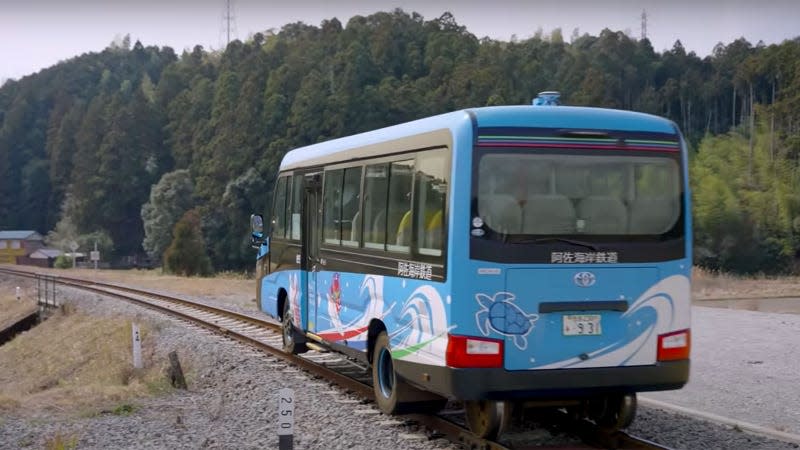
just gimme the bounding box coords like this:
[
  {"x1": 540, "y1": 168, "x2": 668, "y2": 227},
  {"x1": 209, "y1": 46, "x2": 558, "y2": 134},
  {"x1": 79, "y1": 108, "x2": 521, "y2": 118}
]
[
  {"x1": 533, "y1": 275, "x2": 690, "y2": 369},
  {"x1": 391, "y1": 284, "x2": 453, "y2": 363},
  {"x1": 317, "y1": 274, "x2": 394, "y2": 342}
]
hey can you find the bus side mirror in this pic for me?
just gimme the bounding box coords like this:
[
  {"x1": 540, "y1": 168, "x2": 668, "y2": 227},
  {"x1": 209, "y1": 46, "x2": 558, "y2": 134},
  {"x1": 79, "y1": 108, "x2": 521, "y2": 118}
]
[{"x1": 250, "y1": 214, "x2": 266, "y2": 250}]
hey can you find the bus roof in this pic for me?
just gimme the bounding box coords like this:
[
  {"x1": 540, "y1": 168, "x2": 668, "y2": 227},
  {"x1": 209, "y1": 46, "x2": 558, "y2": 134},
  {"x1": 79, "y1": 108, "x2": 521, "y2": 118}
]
[{"x1": 279, "y1": 105, "x2": 678, "y2": 171}]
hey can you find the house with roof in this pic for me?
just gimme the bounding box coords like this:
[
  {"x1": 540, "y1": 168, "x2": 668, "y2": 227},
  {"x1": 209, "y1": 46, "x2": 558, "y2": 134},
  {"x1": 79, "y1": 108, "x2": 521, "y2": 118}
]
[
  {"x1": 0, "y1": 230, "x2": 44, "y2": 264},
  {"x1": 17, "y1": 248, "x2": 63, "y2": 268}
]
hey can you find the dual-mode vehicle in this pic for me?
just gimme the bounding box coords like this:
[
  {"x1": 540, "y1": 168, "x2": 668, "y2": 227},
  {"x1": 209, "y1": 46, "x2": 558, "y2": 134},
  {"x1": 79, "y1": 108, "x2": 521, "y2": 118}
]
[{"x1": 250, "y1": 92, "x2": 691, "y2": 438}]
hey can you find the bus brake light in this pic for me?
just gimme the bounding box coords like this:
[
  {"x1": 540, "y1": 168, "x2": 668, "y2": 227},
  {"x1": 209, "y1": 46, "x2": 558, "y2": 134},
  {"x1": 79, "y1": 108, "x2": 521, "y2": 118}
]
[
  {"x1": 657, "y1": 329, "x2": 691, "y2": 361},
  {"x1": 446, "y1": 334, "x2": 503, "y2": 368}
]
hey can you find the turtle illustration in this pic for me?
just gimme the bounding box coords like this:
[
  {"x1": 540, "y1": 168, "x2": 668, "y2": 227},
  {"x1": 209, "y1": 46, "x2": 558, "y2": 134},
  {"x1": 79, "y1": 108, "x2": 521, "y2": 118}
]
[{"x1": 475, "y1": 292, "x2": 539, "y2": 350}]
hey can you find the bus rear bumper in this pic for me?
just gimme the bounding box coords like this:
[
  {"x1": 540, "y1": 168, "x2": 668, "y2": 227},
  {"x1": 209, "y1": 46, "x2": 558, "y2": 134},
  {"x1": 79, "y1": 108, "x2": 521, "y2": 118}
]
[{"x1": 395, "y1": 359, "x2": 689, "y2": 401}]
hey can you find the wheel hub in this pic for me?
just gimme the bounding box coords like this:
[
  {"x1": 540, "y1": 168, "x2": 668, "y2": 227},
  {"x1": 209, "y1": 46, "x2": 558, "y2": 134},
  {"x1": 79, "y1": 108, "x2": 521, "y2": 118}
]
[{"x1": 377, "y1": 348, "x2": 394, "y2": 398}]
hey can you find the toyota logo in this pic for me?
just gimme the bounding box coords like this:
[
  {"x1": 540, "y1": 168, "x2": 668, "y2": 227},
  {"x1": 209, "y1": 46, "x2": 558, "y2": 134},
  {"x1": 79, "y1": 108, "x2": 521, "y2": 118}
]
[{"x1": 574, "y1": 271, "x2": 596, "y2": 287}]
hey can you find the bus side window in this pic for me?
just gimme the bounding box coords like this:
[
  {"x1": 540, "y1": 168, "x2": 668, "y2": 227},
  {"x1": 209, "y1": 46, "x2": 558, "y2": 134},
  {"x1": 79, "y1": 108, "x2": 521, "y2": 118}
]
[
  {"x1": 289, "y1": 175, "x2": 303, "y2": 241},
  {"x1": 396, "y1": 210, "x2": 412, "y2": 246},
  {"x1": 387, "y1": 160, "x2": 414, "y2": 252},
  {"x1": 363, "y1": 164, "x2": 388, "y2": 249},
  {"x1": 323, "y1": 169, "x2": 344, "y2": 245},
  {"x1": 342, "y1": 166, "x2": 363, "y2": 247},
  {"x1": 272, "y1": 176, "x2": 288, "y2": 238},
  {"x1": 415, "y1": 149, "x2": 448, "y2": 256}
]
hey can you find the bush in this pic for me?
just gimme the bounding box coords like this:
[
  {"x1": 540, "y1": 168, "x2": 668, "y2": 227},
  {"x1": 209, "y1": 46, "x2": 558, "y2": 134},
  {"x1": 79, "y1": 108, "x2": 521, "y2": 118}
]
[
  {"x1": 163, "y1": 209, "x2": 213, "y2": 277},
  {"x1": 54, "y1": 255, "x2": 72, "y2": 269}
]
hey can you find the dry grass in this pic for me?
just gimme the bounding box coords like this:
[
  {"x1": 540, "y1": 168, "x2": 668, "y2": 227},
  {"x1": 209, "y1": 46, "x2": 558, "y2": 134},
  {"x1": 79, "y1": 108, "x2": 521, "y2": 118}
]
[
  {"x1": 10, "y1": 264, "x2": 800, "y2": 307},
  {"x1": 0, "y1": 307, "x2": 170, "y2": 417},
  {"x1": 0, "y1": 291, "x2": 38, "y2": 330},
  {"x1": 692, "y1": 267, "x2": 800, "y2": 300},
  {"x1": 28, "y1": 267, "x2": 256, "y2": 311},
  {"x1": 44, "y1": 432, "x2": 79, "y2": 450}
]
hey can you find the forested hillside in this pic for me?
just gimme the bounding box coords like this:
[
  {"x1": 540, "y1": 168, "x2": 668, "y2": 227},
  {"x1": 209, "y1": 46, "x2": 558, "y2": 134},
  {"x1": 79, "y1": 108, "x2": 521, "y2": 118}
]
[{"x1": 1, "y1": 10, "x2": 799, "y2": 273}]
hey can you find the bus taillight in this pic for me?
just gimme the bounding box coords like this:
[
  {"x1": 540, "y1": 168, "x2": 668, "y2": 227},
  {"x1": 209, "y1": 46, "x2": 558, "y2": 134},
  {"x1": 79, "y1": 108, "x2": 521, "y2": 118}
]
[
  {"x1": 446, "y1": 334, "x2": 503, "y2": 368},
  {"x1": 657, "y1": 329, "x2": 691, "y2": 361}
]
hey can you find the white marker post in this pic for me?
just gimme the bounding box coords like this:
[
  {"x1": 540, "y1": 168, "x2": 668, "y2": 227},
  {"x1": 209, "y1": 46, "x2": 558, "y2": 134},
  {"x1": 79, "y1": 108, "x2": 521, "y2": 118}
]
[
  {"x1": 277, "y1": 388, "x2": 294, "y2": 450},
  {"x1": 69, "y1": 241, "x2": 78, "y2": 269},
  {"x1": 91, "y1": 241, "x2": 100, "y2": 270},
  {"x1": 15, "y1": 286, "x2": 20, "y2": 301},
  {"x1": 132, "y1": 323, "x2": 143, "y2": 369}
]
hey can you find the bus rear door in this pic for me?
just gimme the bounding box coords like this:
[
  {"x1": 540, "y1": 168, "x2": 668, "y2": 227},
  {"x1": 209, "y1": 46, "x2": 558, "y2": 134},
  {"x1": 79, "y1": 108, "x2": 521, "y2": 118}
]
[{"x1": 303, "y1": 172, "x2": 322, "y2": 332}]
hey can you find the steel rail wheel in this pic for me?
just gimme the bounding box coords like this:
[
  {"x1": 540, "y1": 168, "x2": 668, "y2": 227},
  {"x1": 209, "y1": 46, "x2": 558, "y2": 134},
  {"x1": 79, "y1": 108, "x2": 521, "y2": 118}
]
[
  {"x1": 464, "y1": 400, "x2": 512, "y2": 439},
  {"x1": 592, "y1": 393, "x2": 637, "y2": 431}
]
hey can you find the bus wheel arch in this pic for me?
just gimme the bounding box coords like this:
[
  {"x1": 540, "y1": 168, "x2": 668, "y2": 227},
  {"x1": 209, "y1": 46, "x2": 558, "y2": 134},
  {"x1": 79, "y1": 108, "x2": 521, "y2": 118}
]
[
  {"x1": 367, "y1": 319, "x2": 387, "y2": 365},
  {"x1": 276, "y1": 288, "x2": 287, "y2": 322}
]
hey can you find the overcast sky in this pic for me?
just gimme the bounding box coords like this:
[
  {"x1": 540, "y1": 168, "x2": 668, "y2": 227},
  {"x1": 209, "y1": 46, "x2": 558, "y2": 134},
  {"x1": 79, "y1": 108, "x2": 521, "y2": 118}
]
[{"x1": 1, "y1": 0, "x2": 799, "y2": 83}]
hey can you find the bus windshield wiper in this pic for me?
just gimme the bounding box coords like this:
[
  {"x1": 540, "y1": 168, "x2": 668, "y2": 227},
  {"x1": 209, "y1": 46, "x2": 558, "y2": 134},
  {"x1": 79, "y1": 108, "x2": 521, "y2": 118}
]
[{"x1": 513, "y1": 237, "x2": 599, "y2": 251}]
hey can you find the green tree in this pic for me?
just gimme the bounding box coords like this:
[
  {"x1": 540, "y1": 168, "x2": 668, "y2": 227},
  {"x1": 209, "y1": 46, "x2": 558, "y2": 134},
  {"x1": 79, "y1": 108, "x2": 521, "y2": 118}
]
[
  {"x1": 141, "y1": 169, "x2": 196, "y2": 262},
  {"x1": 163, "y1": 209, "x2": 213, "y2": 276}
]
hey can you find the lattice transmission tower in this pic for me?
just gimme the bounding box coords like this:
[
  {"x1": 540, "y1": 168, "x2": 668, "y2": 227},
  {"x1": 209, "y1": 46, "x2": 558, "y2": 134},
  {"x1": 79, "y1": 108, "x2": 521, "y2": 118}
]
[
  {"x1": 641, "y1": 9, "x2": 648, "y2": 41},
  {"x1": 219, "y1": 0, "x2": 238, "y2": 48}
]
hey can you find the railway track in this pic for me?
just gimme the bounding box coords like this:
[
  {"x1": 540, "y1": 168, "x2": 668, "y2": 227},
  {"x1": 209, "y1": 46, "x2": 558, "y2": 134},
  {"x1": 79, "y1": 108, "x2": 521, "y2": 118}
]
[{"x1": 0, "y1": 266, "x2": 671, "y2": 449}]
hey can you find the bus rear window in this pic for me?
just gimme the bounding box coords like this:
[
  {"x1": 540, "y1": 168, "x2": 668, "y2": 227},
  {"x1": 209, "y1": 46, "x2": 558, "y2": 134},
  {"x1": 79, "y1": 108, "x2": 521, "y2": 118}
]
[{"x1": 477, "y1": 152, "x2": 680, "y2": 236}]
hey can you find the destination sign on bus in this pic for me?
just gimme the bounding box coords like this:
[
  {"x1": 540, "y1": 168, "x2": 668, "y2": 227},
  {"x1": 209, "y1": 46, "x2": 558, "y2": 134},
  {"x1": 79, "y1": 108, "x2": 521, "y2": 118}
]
[
  {"x1": 551, "y1": 251, "x2": 619, "y2": 264},
  {"x1": 397, "y1": 261, "x2": 433, "y2": 280}
]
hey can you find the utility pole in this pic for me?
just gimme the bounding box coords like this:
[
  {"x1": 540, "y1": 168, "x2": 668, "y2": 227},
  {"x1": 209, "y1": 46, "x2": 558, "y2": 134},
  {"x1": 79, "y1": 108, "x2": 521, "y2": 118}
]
[{"x1": 641, "y1": 9, "x2": 648, "y2": 41}]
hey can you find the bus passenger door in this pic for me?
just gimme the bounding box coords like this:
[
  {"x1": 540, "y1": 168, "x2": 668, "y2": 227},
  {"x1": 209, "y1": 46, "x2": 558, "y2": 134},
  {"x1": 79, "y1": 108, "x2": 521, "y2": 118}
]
[{"x1": 303, "y1": 173, "x2": 322, "y2": 333}]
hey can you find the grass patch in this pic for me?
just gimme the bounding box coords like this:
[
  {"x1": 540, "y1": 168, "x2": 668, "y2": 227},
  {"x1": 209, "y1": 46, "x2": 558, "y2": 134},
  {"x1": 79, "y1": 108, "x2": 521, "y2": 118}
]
[
  {"x1": 213, "y1": 270, "x2": 254, "y2": 280},
  {"x1": 0, "y1": 291, "x2": 38, "y2": 329},
  {"x1": 111, "y1": 403, "x2": 136, "y2": 416},
  {"x1": 0, "y1": 307, "x2": 172, "y2": 417},
  {"x1": 43, "y1": 432, "x2": 79, "y2": 450}
]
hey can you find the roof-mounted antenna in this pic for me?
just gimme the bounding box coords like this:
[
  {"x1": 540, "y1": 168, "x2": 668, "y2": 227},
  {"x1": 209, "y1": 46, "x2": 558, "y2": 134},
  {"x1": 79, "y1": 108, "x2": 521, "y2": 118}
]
[{"x1": 532, "y1": 91, "x2": 561, "y2": 106}]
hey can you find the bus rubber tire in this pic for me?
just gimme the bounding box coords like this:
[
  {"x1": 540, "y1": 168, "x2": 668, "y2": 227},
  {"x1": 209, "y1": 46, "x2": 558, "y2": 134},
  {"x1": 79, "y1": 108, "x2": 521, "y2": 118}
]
[
  {"x1": 372, "y1": 331, "x2": 414, "y2": 415},
  {"x1": 282, "y1": 301, "x2": 307, "y2": 354}
]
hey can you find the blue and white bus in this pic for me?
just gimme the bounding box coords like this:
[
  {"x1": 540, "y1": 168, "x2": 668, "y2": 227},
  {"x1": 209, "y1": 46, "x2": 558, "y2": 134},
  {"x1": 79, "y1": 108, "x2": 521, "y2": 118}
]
[{"x1": 251, "y1": 92, "x2": 691, "y2": 438}]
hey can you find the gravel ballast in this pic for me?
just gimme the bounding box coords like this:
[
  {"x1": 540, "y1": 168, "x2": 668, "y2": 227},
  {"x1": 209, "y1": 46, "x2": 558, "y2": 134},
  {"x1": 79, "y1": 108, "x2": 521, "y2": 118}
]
[
  {"x1": 642, "y1": 306, "x2": 800, "y2": 436},
  {"x1": 1, "y1": 275, "x2": 799, "y2": 449}
]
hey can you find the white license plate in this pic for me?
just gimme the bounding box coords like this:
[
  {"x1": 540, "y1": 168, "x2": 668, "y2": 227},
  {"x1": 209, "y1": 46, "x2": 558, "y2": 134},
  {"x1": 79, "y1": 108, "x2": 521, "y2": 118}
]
[{"x1": 563, "y1": 314, "x2": 602, "y2": 336}]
